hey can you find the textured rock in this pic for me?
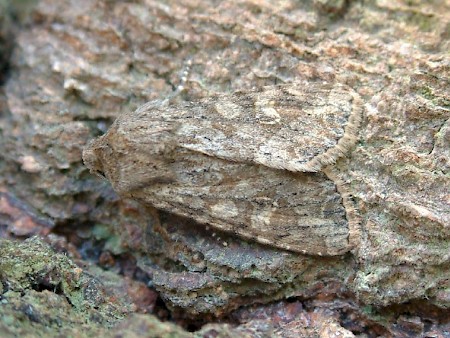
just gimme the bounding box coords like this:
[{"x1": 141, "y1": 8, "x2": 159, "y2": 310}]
[
  {"x1": 0, "y1": 0, "x2": 449, "y2": 336},
  {"x1": 0, "y1": 237, "x2": 126, "y2": 336},
  {"x1": 0, "y1": 2, "x2": 12, "y2": 82},
  {"x1": 0, "y1": 237, "x2": 177, "y2": 337}
]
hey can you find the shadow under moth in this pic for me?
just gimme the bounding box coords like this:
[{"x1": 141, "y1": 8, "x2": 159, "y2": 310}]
[{"x1": 83, "y1": 81, "x2": 363, "y2": 256}]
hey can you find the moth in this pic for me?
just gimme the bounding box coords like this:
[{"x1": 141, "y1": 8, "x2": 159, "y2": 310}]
[{"x1": 83, "y1": 82, "x2": 363, "y2": 256}]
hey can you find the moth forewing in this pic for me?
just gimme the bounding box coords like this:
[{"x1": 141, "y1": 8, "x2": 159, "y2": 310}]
[
  {"x1": 173, "y1": 82, "x2": 362, "y2": 172},
  {"x1": 128, "y1": 151, "x2": 353, "y2": 255}
]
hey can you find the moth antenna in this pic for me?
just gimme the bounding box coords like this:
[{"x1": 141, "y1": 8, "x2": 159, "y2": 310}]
[
  {"x1": 175, "y1": 57, "x2": 192, "y2": 94},
  {"x1": 160, "y1": 58, "x2": 193, "y2": 107}
]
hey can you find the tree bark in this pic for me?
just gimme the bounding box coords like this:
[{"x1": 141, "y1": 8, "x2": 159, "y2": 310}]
[{"x1": 0, "y1": 0, "x2": 449, "y2": 336}]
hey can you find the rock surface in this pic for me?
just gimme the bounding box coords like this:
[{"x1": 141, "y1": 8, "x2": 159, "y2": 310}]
[{"x1": 0, "y1": 0, "x2": 449, "y2": 336}]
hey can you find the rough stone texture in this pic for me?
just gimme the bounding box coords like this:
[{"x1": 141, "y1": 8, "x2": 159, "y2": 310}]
[
  {"x1": 0, "y1": 0, "x2": 449, "y2": 336},
  {"x1": 0, "y1": 2, "x2": 12, "y2": 82},
  {"x1": 0, "y1": 237, "x2": 125, "y2": 336},
  {"x1": 0, "y1": 237, "x2": 194, "y2": 337}
]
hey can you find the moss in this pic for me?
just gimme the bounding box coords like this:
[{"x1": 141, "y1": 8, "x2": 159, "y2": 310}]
[
  {"x1": 0, "y1": 238, "x2": 125, "y2": 336},
  {"x1": 0, "y1": 237, "x2": 80, "y2": 293},
  {"x1": 92, "y1": 223, "x2": 124, "y2": 255}
]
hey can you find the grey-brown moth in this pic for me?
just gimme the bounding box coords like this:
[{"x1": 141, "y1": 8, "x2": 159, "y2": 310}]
[{"x1": 83, "y1": 81, "x2": 363, "y2": 255}]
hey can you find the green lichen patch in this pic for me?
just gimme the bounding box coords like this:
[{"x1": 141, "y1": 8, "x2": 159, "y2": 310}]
[{"x1": 0, "y1": 237, "x2": 128, "y2": 336}]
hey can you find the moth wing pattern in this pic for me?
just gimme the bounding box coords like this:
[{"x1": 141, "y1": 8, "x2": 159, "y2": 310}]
[
  {"x1": 131, "y1": 82, "x2": 362, "y2": 172},
  {"x1": 130, "y1": 154, "x2": 355, "y2": 255},
  {"x1": 83, "y1": 81, "x2": 363, "y2": 255}
]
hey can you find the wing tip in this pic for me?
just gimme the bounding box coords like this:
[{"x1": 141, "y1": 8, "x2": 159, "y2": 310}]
[{"x1": 299, "y1": 88, "x2": 364, "y2": 173}]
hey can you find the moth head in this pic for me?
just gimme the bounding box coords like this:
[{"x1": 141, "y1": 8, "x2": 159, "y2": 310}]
[
  {"x1": 83, "y1": 121, "x2": 179, "y2": 195},
  {"x1": 82, "y1": 137, "x2": 107, "y2": 178}
]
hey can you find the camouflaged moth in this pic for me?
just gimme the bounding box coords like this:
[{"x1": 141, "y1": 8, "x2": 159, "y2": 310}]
[{"x1": 83, "y1": 81, "x2": 363, "y2": 255}]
